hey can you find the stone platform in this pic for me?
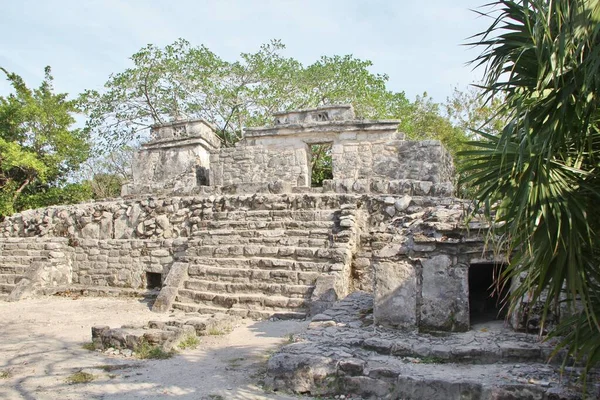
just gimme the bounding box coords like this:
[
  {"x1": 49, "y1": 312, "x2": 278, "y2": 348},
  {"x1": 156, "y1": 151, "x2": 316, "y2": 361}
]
[{"x1": 265, "y1": 292, "x2": 600, "y2": 399}]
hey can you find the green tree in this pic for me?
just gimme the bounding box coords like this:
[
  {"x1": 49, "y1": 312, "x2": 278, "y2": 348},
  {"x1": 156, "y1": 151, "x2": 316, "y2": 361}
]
[
  {"x1": 461, "y1": 0, "x2": 600, "y2": 378},
  {"x1": 0, "y1": 67, "x2": 91, "y2": 216},
  {"x1": 82, "y1": 39, "x2": 413, "y2": 148}
]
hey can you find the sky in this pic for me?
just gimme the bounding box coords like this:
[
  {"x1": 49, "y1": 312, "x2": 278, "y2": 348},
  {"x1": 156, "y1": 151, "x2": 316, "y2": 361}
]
[{"x1": 0, "y1": 0, "x2": 493, "y2": 105}]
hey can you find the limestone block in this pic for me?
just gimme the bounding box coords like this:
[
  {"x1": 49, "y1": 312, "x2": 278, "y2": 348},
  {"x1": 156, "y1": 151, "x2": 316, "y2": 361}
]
[
  {"x1": 374, "y1": 261, "x2": 417, "y2": 329},
  {"x1": 420, "y1": 255, "x2": 469, "y2": 332},
  {"x1": 81, "y1": 223, "x2": 99, "y2": 239}
]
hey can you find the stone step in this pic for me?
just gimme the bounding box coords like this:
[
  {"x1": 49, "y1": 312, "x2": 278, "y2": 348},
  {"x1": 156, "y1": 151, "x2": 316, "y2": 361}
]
[
  {"x1": 188, "y1": 265, "x2": 322, "y2": 286},
  {"x1": 185, "y1": 246, "x2": 348, "y2": 263},
  {"x1": 266, "y1": 345, "x2": 589, "y2": 399},
  {"x1": 190, "y1": 235, "x2": 333, "y2": 248},
  {"x1": 0, "y1": 265, "x2": 29, "y2": 274},
  {"x1": 171, "y1": 300, "x2": 307, "y2": 320},
  {"x1": 0, "y1": 274, "x2": 24, "y2": 285},
  {"x1": 0, "y1": 250, "x2": 47, "y2": 258},
  {"x1": 201, "y1": 209, "x2": 341, "y2": 222},
  {"x1": 176, "y1": 289, "x2": 308, "y2": 311},
  {"x1": 192, "y1": 220, "x2": 337, "y2": 232},
  {"x1": 0, "y1": 282, "x2": 16, "y2": 294},
  {"x1": 39, "y1": 285, "x2": 160, "y2": 299},
  {"x1": 183, "y1": 278, "x2": 314, "y2": 299},
  {"x1": 188, "y1": 258, "x2": 335, "y2": 275}
]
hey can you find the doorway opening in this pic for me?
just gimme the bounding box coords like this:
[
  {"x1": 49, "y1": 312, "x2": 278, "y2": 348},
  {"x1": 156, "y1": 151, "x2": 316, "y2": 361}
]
[
  {"x1": 310, "y1": 142, "x2": 333, "y2": 187},
  {"x1": 146, "y1": 272, "x2": 162, "y2": 289},
  {"x1": 468, "y1": 263, "x2": 509, "y2": 325}
]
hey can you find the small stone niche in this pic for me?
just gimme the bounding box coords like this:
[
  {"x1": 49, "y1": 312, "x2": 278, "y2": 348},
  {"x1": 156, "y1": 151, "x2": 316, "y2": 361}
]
[{"x1": 146, "y1": 272, "x2": 162, "y2": 290}]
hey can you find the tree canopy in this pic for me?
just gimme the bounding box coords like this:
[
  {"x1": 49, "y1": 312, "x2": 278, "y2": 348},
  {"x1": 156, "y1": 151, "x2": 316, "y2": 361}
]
[
  {"x1": 82, "y1": 39, "x2": 468, "y2": 154},
  {"x1": 0, "y1": 67, "x2": 92, "y2": 216},
  {"x1": 461, "y1": 0, "x2": 600, "y2": 378}
]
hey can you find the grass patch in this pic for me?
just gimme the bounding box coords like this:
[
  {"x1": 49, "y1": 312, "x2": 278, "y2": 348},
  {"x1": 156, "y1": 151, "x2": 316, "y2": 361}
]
[
  {"x1": 66, "y1": 371, "x2": 95, "y2": 384},
  {"x1": 97, "y1": 364, "x2": 139, "y2": 372},
  {"x1": 134, "y1": 340, "x2": 175, "y2": 360},
  {"x1": 82, "y1": 342, "x2": 96, "y2": 351},
  {"x1": 207, "y1": 327, "x2": 224, "y2": 336},
  {"x1": 178, "y1": 335, "x2": 200, "y2": 350},
  {"x1": 207, "y1": 395, "x2": 225, "y2": 400},
  {"x1": 0, "y1": 369, "x2": 12, "y2": 379}
]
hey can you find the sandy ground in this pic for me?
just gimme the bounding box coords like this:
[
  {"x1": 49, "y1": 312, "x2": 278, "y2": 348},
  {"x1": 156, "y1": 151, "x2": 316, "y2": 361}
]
[{"x1": 0, "y1": 296, "x2": 312, "y2": 400}]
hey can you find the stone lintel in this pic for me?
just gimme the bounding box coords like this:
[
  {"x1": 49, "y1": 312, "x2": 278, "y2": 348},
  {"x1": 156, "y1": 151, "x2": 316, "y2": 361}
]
[
  {"x1": 141, "y1": 135, "x2": 219, "y2": 152},
  {"x1": 244, "y1": 120, "x2": 401, "y2": 139}
]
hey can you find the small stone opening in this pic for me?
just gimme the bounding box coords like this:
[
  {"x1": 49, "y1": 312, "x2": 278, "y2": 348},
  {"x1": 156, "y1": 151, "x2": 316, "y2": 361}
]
[
  {"x1": 468, "y1": 263, "x2": 509, "y2": 325},
  {"x1": 310, "y1": 142, "x2": 333, "y2": 187},
  {"x1": 196, "y1": 166, "x2": 209, "y2": 186},
  {"x1": 146, "y1": 272, "x2": 162, "y2": 289}
]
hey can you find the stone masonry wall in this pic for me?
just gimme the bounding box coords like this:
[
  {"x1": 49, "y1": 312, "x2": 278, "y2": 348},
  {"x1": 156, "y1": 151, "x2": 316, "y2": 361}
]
[
  {"x1": 332, "y1": 140, "x2": 454, "y2": 183},
  {"x1": 1, "y1": 192, "x2": 499, "y2": 332},
  {"x1": 209, "y1": 145, "x2": 309, "y2": 187},
  {"x1": 71, "y1": 239, "x2": 185, "y2": 289}
]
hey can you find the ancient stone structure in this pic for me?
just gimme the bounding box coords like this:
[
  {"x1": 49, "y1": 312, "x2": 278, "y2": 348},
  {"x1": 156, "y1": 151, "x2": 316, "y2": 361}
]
[
  {"x1": 123, "y1": 118, "x2": 221, "y2": 195},
  {"x1": 0, "y1": 105, "x2": 508, "y2": 332}
]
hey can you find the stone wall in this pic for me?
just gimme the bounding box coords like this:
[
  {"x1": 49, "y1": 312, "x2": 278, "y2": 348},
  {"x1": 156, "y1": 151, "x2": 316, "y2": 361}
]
[
  {"x1": 332, "y1": 140, "x2": 454, "y2": 184},
  {"x1": 71, "y1": 239, "x2": 185, "y2": 289},
  {"x1": 209, "y1": 145, "x2": 310, "y2": 187}
]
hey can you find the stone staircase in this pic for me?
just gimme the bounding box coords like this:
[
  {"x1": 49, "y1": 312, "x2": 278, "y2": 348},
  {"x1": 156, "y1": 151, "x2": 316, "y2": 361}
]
[{"x1": 170, "y1": 206, "x2": 358, "y2": 319}]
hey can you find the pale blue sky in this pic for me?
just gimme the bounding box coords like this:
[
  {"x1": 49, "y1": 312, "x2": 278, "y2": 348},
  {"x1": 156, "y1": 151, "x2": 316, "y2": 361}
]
[{"x1": 0, "y1": 0, "x2": 492, "y2": 104}]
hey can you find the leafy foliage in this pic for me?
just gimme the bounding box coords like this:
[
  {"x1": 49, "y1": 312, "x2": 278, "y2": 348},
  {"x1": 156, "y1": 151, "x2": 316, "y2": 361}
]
[
  {"x1": 461, "y1": 0, "x2": 600, "y2": 378},
  {"x1": 0, "y1": 67, "x2": 91, "y2": 216},
  {"x1": 83, "y1": 39, "x2": 414, "y2": 148}
]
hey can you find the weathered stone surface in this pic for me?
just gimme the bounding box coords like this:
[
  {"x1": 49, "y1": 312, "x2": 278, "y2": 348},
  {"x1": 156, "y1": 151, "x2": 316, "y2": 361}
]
[
  {"x1": 420, "y1": 255, "x2": 469, "y2": 332},
  {"x1": 266, "y1": 292, "x2": 597, "y2": 400},
  {"x1": 374, "y1": 261, "x2": 417, "y2": 329}
]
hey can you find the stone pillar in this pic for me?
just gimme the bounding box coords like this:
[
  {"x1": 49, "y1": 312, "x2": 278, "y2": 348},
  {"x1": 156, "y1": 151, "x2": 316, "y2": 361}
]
[
  {"x1": 373, "y1": 261, "x2": 418, "y2": 329},
  {"x1": 419, "y1": 255, "x2": 469, "y2": 332}
]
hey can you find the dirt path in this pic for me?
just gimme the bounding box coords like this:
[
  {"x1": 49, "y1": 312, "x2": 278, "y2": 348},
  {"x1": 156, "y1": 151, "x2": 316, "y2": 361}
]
[{"x1": 0, "y1": 297, "x2": 310, "y2": 400}]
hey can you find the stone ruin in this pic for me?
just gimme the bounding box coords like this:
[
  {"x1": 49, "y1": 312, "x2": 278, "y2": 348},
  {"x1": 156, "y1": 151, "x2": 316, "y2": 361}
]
[
  {"x1": 2, "y1": 104, "x2": 592, "y2": 399},
  {"x1": 0, "y1": 104, "x2": 482, "y2": 330}
]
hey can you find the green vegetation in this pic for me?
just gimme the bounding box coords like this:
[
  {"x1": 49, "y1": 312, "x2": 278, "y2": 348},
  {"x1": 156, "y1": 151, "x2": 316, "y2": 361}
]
[
  {"x1": 178, "y1": 334, "x2": 200, "y2": 350},
  {"x1": 97, "y1": 363, "x2": 138, "y2": 372},
  {"x1": 134, "y1": 340, "x2": 175, "y2": 359},
  {"x1": 462, "y1": 0, "x2": 600, "y2": 379},
  {"x1": 0, "y1": 67, "x2": 92, "y2": 217},
  {"x1": 82, "y1": 39, "x2": 481, "y2": 157},
  {"x1": 1, "y1": 40, "x2": 498, "y2": 215},
  {"x1": 206, "y1": 326, "x2": 227, "y2": 336},
  {"x1": 0, "y1": 369, "x2": 12, "y2": 379},
  {"x1": 81, "y1": 342, "x2": 96, "y2": 351},
  {"x1": 66, "y1": 371, "x2": 95, "y2": 384}
]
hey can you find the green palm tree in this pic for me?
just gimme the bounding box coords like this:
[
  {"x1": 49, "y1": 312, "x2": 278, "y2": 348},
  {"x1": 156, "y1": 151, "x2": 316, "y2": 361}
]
[{"x1": 461, "y1": 0, "x2": 600, "y2": 379}]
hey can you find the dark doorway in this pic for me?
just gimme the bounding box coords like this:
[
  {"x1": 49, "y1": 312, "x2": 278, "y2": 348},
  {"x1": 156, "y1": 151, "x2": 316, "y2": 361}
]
[
  {"x1": 468, "y1": 263, "x2": 509, "y2": 325},
  {"x1": 310, "y1": 142, "x2": 333, "y2": 187},
  {"x1": 146, "y1": 272, "x2": 162, "y2": 289}
]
